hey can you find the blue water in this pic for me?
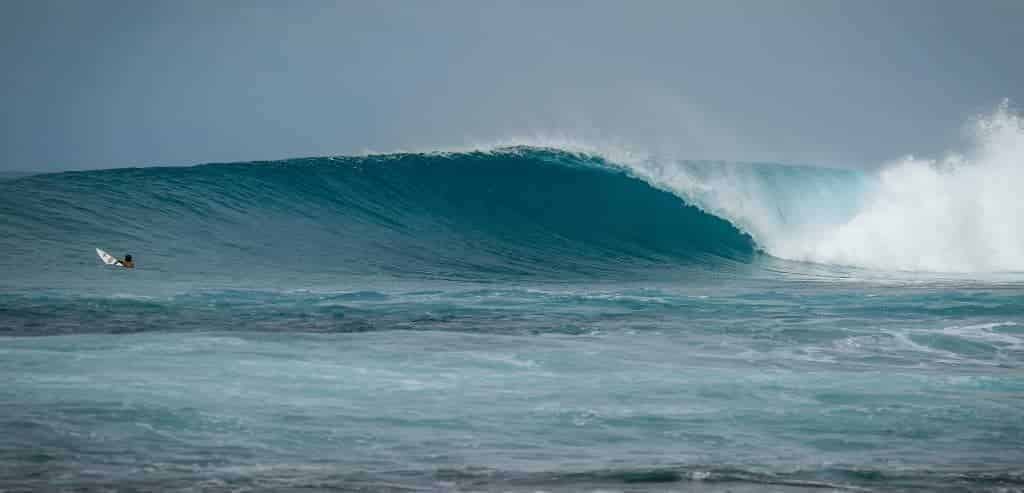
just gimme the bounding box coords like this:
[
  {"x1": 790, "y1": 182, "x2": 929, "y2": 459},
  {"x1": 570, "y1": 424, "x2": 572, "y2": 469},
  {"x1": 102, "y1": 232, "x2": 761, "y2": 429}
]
[{"x1": 1, "y1": 148, "x2": 1022, "y2": 491}]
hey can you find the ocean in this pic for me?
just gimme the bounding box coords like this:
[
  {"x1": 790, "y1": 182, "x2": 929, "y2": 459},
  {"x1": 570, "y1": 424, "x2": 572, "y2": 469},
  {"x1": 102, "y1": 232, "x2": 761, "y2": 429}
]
[{"x1": 1, "y1": 143, "x2": 1022, "y2": 492}]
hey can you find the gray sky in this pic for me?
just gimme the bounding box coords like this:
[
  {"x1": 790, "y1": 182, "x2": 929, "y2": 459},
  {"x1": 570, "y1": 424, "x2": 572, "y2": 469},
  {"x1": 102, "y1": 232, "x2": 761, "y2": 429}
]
[{"x1": 2, "y1": 0, "x2": 1021, "y2": 171}]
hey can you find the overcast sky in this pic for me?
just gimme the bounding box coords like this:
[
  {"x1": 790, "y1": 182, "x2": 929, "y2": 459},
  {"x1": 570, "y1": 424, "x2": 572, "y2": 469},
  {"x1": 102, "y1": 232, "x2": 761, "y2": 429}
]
[{"x1": 1, "y1": 0, "x2": 1021, "y2": 171}]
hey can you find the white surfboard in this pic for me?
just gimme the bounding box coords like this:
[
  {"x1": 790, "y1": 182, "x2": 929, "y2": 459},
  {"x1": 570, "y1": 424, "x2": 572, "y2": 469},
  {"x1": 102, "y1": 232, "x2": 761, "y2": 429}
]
[{"x1": 96, "y1": 248, "x2": 121, "y2": 266}]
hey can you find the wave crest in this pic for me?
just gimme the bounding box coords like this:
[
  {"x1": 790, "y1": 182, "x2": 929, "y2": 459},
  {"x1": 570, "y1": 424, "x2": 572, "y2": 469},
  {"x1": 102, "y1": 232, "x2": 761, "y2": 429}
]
[{"x1": 0, "y1": 148, "x2": 756, "y2": 281}]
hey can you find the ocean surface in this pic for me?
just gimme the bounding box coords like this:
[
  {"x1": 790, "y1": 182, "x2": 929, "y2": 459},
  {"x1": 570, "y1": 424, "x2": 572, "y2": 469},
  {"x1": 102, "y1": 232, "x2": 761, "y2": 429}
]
[{"x1": 1, "y1": 143, "x2": 1023, "y2": 492}]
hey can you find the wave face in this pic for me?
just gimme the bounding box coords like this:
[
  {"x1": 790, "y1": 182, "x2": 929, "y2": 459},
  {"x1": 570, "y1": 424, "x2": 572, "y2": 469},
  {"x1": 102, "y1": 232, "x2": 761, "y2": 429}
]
[{"x1": 0, "y1": 148, "x2": 763, "y2": 283}]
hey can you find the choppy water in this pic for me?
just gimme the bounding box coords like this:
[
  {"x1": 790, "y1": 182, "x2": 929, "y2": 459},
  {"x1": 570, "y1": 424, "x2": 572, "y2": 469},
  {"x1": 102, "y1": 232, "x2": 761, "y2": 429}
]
[{"x1": 2, "y1": 146, "x2": 1023, "y2": 491}]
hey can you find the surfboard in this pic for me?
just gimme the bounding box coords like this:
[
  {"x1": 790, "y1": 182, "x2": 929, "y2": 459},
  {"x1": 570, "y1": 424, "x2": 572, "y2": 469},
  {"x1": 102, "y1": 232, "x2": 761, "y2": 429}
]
[{"x1": 96, "y1": 248, "x2": 121, "y2": 266}]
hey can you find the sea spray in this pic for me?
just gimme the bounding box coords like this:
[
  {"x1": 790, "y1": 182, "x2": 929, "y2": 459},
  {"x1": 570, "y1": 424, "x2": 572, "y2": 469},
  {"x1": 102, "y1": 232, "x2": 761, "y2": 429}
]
[
  {"x1": 598, "y1": 102, "x2": 1024, "y2": 272},
  {"x1": 791, "y1": 101, "x2": 1024, "y2": 271}
]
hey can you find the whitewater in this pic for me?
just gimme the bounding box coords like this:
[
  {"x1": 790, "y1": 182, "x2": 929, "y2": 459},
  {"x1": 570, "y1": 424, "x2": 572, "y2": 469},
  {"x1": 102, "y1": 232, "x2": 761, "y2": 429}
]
[
  {"x1": 488, "y1": 101, "x2": 1024, "y2": 274},
  {"x1": 1, "y1": 106, "x2": 1022, "y2": 492}
]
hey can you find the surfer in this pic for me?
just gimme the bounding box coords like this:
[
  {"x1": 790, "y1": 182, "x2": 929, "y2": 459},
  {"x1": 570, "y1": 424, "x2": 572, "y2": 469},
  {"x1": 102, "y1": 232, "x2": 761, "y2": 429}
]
[{"x1": 95, "y1": 248, "x2": 134, "y2": 268}]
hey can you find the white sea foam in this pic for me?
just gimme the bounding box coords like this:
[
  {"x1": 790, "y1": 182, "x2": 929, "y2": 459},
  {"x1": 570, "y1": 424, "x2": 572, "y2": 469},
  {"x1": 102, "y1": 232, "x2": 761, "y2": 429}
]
[
  {"x1": 941, "y1": 321, "x2": 1022, "y2": 348},
  {"x1": 769, "y1": 101, "x2": 1024, "y2": 272},
  {"x1": 489, "y1": 101, "x2": 1024, "y2": 274}
]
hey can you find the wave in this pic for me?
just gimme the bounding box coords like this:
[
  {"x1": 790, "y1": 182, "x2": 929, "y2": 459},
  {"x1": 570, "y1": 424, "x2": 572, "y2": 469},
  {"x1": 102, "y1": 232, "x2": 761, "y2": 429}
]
[
  {"x1": 432, "y1": 464, "x2": 1024, "y2": 491},
  {"x1": 0, "y1": 148, "x2": 759, "y2": 282},
  {"x1": 2, "y1": 102, "x2": 1021, "y2": 281},
  {"x1": 15, "y1": 462, "x2": 1019, "y2": 492}
]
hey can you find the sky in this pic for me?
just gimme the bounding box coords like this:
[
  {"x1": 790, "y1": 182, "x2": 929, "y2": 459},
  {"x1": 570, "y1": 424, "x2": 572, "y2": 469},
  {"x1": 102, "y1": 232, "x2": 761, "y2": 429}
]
[{"x1": 1, "y1": 0, "x2": 1022, "y2": 172}]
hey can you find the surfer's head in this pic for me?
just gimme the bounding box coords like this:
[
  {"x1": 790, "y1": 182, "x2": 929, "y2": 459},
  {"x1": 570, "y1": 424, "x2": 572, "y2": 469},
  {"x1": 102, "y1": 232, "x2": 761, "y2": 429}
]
[{"x1": 124, "y1": 254, "x2": 132, "y2": 262}]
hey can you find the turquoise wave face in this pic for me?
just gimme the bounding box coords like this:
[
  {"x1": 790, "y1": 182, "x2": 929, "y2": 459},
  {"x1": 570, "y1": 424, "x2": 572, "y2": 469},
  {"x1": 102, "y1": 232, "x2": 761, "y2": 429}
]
[{"x1": 0, "y1": 148, "x2": 760, "y2": 284}]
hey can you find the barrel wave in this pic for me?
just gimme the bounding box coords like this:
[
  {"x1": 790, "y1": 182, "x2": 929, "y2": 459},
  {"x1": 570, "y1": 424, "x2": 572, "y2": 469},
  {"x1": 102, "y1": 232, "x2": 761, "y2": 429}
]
[{"x1": 0, "y1": 147, "x2": 757, "y2": 282}]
